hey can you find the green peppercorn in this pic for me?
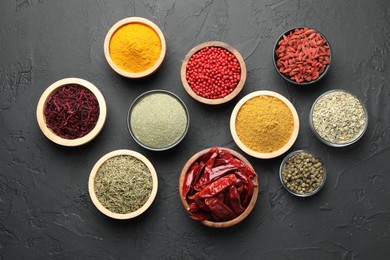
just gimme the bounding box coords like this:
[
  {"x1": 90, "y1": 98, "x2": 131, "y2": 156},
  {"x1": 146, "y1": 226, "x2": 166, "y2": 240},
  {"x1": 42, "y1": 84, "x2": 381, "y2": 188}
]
[{"x1": 281, "y1": 151, "x2": 325, "y2": 195}]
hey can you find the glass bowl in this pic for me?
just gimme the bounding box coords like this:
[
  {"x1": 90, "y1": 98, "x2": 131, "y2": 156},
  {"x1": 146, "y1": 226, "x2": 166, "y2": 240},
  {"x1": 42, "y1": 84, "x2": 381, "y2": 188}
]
[
  {"x1": 127, "y1": 90, "x2": 190, "y2": 151},
  {"x1": 279, "y1": 150, "x2": 326, "y2": 197},
  {"x1": 309, "y1": 89, "x2": 368, "y2": 147}
]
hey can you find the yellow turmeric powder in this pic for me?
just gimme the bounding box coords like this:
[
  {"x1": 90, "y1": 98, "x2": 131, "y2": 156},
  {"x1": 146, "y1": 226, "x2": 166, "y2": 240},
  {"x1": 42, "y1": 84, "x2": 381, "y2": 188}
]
[
  {"x1": 236, "y1": 96, "x2": 294, "y2": 153},
  {"x1": 109, "y1": 23, "x2": 161, "y2": 73}
]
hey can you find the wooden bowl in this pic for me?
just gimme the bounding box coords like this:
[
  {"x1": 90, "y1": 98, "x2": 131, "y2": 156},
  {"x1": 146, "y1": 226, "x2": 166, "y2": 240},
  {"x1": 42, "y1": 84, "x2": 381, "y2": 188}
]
[
  {"x1": 88, "y1": 149, "x2": 158, "y2": 220},
  {"x1": 179, "y1": 147, "x2": 258, "y2": 228},
  {"x1": 180, "y1": 41, "x2": 247, "y2": 105},
  {"x1": 230, "y1": 90, "x2": 300, "y2": 159},
  {"x1": 104, "y1": 17, "x2": 166, "y2": 78},
  {"x1": 36, "y1": 78, "x2": 107, "y2": 146}
]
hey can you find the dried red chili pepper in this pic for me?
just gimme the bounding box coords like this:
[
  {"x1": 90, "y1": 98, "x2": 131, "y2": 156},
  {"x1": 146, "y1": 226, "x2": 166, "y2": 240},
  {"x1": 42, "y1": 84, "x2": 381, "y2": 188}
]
[
  {"x1": 214, "y1": 149, "x2": 234, "y2": 166},
  {"x1": 198, "y1": 146, "x2": 219, "y2": 163},
  {"x1": 228, "y1": 158, "x2": 256, "y2": 178},
  {"x1": 232, "y1": 168, "x2": 255, "y2": 208},
  {"x1": 190, "y1": 212, "x2": 211, "y2": 221},
  {"x1": 198, "y1": 164, "x2": 237, "y2": 189},
  {"x1": 242, "y1": 179, "x2": 254, "y2": 207},
  {"x1": 183, "y1": 147, "x2": 258, "y2": 222},
  {"x1": 209, "y1": 164, "x2": 237, "y2": 183},
  {"x1": 189, "y1": 174, "x2": 236, "y2": 200},
  {"x1": 192, "y1": 161, "x2": 205, "y2": 192},
  {"x1": 182, "y1": 162, "x2": 199, "y2": 198},
  {"x1": 205, "y1": 197, "x2": 237, "y2": 221},
  {"x1": 195, "y1": 150, "x2": 218, "y2": 189},
  {"x1": 188, "y1": 202, "x2": 199, "y2": 213},
  {"x1": 228, "y1": 186, "x2": 245, "y2": 214},
  {"x1": 194, "y1": 198, "x2": 209, "y2": 212}
]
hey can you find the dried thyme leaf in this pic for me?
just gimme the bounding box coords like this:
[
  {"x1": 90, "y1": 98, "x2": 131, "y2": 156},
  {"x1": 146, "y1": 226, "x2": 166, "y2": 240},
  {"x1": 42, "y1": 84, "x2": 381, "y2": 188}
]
[
  {"x1": 312, "y1": 91, "x2": 366, "y2": 144},
  {"x1": 94, "y1": 155, "x2": 153, "y2": 214}
]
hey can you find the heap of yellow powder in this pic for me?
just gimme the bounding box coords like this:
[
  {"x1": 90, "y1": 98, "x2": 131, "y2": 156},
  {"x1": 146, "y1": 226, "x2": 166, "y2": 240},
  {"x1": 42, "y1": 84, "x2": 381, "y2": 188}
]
[
  {"x1": 109, "y1": 23, "x2": 161, "y2": 73},
  {"x1": 236, "y1": 96, "x2": 294, "y2": 153}
]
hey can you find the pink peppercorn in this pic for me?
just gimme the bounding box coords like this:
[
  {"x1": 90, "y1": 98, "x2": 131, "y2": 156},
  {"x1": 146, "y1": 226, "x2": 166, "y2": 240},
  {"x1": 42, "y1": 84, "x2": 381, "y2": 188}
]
[{"x1": 186, "y1": 47, "x2": 241, "y2": 99}]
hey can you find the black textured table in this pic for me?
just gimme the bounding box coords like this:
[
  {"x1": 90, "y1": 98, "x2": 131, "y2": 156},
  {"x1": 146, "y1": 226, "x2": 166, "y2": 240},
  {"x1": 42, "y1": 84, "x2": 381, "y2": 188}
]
[{"x1": 1, "y1": 1, "x2": 390, "y2": 259}]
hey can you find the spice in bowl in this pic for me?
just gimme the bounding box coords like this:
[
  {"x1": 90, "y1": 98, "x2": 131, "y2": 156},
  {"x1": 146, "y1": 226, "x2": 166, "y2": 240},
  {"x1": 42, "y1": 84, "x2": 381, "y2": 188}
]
[
  {"x1": 179, "y1": 147, "x2": 258, "y2": 227},
  {"x1": 274, "y1": 27, "x2": 331, "y2": 85},
  {"x1": 280, "y1": 150, "x2": 325, "y2": 196},
  {"x1": 230, "y1": 91, "x2": 300, "y2": 159},
  {"x1": 44, "y1": 84, "x2": 99, "y2": 139},
  {"x1": 104, "y1": 17, "x2": 166, "y2": 78},
  {"x1": 128, "y1": 90, "x2": 189, "y2": 151},
  {"x1": 181, "y1": 41, "x2": 247, "y2": 105},
  {"x1": 88, "y1": 150, "x2": 158, "y2": 219},
  {"x1": 94, "y1": 155, "x2": 152, "y2": 214},
  {"x1": 310, "y1": 90, "x2": 368, "y2": 146},
  {"x1": 186, "y1": 47, "x2": 240, "y2": 99},
  {"x1": 36, "y1": 78, "x2": 107, "y2": 146}
]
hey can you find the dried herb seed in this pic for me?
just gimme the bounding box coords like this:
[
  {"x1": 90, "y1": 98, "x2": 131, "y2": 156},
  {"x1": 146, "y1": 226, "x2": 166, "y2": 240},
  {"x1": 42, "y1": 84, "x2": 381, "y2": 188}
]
[
  {"x1": 312, "y1": 90, "x2": 366, "y2": 144},
  {"x1": 282, "y1": 152, "x2": 324, "y2": 195}
]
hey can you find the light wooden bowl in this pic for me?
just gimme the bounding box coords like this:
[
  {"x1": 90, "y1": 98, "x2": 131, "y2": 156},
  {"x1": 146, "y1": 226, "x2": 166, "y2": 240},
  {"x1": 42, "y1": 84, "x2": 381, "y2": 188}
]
[
  {"x1": 180, "y1": 41, "x2": 247, "y2": 105},
  {"x1": 179, "y1": 147, "x2": 258, "y2": 228},
  {"x1": 104, "y1": 17, "x2": 166, "y2": 78},
  {"x1": 36, "y1": 78, "x2": 107, "y2": 146},
  {"x1": 88, "y1": 149, "x2": 158, "y2": 220},
  {"x1": 230, "y1": 90, "x2": 300, "y2": 159}
]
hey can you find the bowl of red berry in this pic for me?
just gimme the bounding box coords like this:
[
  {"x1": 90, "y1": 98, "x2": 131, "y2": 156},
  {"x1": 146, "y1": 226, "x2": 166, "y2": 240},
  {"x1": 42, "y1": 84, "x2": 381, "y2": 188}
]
[
  {"x1": 273, "y1": 27, "x2": 331, "y2": 85},
  {"x1": 179, "y1": 147, "x2": 258, "y2": 228},
  {"x1": 181, "y1": 41, "x2": 247, "y2": 105}
]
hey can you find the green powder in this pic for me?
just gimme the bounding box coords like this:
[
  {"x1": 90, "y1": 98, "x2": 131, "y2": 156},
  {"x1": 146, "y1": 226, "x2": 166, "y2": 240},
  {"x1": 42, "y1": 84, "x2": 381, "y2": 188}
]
[
  {"x1": 130, "y1": 92, "x2": 188, "y2": 149},
  {"x1": 94, "y1": 155, "x2": 152, "y2": 214}
]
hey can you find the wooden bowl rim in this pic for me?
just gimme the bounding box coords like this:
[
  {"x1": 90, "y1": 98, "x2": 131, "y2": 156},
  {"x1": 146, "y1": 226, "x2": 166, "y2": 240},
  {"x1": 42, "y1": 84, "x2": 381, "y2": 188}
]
[
  {"x1": 180, "y1": 41, "x2": 247, "y2": 105},
  {"x1": 103, "y1": 17, "x2": 166, "y2": 78},
  {"x1": 36, "y1": 77, "x2": 107, "y2": 147},
  {"x1": 230, "y1": 90, "x2": 300, "y2": 159},
  {"x1": 178, "y1": 147, "x2": 259, "y2": 228},
  {"x1": 88, "y1": 149, "x2": 158, "y2": 220}
]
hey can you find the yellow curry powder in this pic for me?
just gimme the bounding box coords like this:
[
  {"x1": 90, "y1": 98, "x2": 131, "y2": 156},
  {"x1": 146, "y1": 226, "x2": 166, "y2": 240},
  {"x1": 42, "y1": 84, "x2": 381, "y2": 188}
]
[
  {"x1": 236, "y1": 96, "x2": 294, "y2": 153},
  {"x1": 109, "y1": 23, "x2": 161, "y2": 73}
]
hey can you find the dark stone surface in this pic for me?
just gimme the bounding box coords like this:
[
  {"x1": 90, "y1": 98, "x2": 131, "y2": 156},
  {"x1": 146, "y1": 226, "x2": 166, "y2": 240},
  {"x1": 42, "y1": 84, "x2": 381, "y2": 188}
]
[{"x1": 1, "y1": 0, "x2": 390, "y2": 259}]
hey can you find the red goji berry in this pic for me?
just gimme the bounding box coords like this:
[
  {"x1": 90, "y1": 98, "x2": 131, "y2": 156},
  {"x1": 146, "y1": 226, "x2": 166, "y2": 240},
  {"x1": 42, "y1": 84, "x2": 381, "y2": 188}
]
[{"x1": 275, "y1": 28, "x2": 330, "y2": 84}]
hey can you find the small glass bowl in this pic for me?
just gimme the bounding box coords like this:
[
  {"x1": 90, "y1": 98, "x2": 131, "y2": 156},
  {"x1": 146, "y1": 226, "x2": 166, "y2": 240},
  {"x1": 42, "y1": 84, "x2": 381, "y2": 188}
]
[
  {"x1": 279, "y1": 150, "x2": 326, "y2": 197},
  {"x1": 273, "y1": 27, "x2": 332, "y2": 85},
  {"x1": 127, "y1": 90, "x2": 190, "y2": 151},
  {"x1": 309, "y1": 89, "x2": 368, "y2": 147}
]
